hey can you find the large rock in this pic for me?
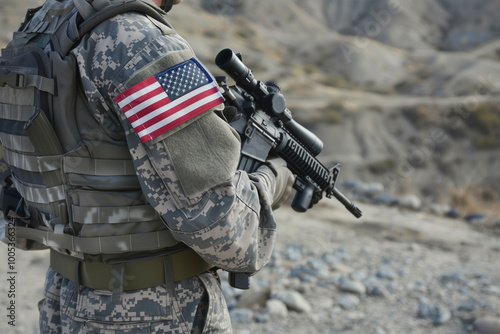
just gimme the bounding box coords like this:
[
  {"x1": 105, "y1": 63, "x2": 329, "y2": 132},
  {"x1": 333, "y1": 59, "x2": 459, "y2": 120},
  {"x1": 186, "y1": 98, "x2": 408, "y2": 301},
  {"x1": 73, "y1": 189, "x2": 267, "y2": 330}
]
[
  {"x1": 263, "y1": 299, "x2": 289, "y2": 319},
  {"x1": 236, "y1": 284, "x2": 270, "y2": 309},
  {"x1": 339, "y1": 277, "x2": 367, "y2": 295},
  {"x1": 270, "y1": 290, "x2": 312, "y2": 313}
]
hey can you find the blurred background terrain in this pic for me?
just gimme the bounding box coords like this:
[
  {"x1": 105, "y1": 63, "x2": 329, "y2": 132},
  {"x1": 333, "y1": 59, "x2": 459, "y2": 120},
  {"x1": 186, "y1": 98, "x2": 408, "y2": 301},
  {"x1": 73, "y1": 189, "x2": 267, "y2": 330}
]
[
  {"x1": 171, "y1": 0, "x2": 500, "y2": 219},
  {"x1": 0, "y1": 1, "x2": 499, "y2": 333}
]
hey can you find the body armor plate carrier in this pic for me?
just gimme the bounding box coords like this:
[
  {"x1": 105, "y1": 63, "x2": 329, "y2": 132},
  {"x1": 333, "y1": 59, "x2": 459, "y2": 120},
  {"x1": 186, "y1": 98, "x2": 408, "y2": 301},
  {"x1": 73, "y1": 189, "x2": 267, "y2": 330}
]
[{"x1": 0, "y1": 0, "x2": 212, "y2": 289}]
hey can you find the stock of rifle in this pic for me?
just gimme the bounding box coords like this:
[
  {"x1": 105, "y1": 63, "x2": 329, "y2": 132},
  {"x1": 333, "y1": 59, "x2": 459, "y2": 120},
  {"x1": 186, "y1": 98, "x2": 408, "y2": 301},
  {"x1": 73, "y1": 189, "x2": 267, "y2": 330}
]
[{"x1": 214, "y1": 49, "x2": 362, "y2": 289}]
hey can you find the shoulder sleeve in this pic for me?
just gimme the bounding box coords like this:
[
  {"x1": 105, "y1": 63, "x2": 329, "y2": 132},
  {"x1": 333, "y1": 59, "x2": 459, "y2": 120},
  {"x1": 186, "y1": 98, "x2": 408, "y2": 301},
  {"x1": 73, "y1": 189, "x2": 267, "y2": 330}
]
[{"x1": 73, "y1": 11, "x2": 196, "y2": 134}]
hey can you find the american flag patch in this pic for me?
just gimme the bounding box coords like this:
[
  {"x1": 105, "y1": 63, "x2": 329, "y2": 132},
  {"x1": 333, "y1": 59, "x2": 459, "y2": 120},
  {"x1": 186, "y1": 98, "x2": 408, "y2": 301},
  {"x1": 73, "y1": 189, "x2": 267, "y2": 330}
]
[{"x1": 115, "y1": 58, "x2": 224, "y2": 143}]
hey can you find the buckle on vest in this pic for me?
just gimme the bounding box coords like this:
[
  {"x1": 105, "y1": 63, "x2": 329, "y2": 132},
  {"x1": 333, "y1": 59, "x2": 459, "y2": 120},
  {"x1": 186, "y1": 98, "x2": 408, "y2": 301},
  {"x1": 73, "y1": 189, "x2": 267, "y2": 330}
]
[{"x1": 0, "y1": 69, "x2": 27, "y2": 88}]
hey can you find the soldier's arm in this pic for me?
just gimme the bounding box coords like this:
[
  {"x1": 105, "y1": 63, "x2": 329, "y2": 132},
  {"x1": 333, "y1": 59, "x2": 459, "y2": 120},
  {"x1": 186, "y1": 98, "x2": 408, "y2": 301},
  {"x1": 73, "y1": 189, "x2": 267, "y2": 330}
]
[
  {"x1": 74, "y1": 13, "x2": 279, "y2": 273},
  {"x1": 122, "y1": 111, "x2": 278, "y2": 273}
]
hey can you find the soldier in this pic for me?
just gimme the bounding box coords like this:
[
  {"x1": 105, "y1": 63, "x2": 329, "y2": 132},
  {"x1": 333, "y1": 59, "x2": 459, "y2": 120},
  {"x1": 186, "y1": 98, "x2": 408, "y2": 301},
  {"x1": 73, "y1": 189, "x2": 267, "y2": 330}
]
[{"x1": 0, "y1": 0, "x2": 294, "y2": 332}]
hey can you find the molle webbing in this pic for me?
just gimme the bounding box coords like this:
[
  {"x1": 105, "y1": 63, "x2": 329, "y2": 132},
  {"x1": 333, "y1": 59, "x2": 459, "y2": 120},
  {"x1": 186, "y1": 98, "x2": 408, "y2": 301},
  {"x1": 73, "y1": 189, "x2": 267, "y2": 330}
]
[
  {"x1": 16, "y1": 226, "x2": 178, "y2": 254},
  {"x1": 13, "y1": 180, "x2": 65, "y2": 205},
  {"x1": 0, "y1": 133, "x2": 34, "y2": 153},
  {"x1": 0, "y1": 103, "x2": 36, "y2": 121},
  {"x1": 71, "y1": 205, "x2": 159, "y2": 225},
  {"x1": 4, "y1": 145, "x2": 135, "y2": 177}
]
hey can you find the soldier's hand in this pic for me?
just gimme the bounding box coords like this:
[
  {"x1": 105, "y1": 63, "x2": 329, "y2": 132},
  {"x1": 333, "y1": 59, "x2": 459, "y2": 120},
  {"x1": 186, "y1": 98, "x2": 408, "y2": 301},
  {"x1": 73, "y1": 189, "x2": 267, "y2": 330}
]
[{"x1": 265, "y1": 158, "x2": 295, "y2": 210}]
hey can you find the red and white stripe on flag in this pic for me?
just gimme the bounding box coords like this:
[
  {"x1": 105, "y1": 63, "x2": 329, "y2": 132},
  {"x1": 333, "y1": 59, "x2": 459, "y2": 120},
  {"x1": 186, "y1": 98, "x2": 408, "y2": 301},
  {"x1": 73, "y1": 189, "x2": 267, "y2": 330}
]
[{"x1": 115, "y1": 58, "x2": 224, "y2": 143}]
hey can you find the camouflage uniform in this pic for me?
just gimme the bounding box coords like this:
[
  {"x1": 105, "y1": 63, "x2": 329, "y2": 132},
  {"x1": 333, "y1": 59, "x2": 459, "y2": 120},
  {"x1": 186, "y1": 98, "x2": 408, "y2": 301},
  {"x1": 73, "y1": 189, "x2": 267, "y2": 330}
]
[
  {"x1": 3, "y1": 0, "x2": 282, "y2": 332},
  {"x1": 39, "y1": 268, "x2": 232, "y2": 333}
]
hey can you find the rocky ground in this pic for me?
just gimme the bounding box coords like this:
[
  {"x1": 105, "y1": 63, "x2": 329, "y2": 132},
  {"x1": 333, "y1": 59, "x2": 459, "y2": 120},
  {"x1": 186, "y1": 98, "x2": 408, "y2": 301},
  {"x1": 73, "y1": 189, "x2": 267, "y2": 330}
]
[
  {"x1": 224, "y1": 192, "x2": 500, "y2": 334},
  {"x1": 1, "y1": 196, "x2": 499, "y2": 334}
]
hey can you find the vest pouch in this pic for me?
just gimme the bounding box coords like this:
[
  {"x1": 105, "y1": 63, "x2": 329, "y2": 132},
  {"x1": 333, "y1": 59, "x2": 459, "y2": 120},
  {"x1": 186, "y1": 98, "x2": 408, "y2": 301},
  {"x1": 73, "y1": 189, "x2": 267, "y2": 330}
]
[
  {"x1": 0, "y1": 45, "x2": 64, "y2": 239},
  {"x1": 0, "y1": 45, "x2": 58, "y2": 155}
]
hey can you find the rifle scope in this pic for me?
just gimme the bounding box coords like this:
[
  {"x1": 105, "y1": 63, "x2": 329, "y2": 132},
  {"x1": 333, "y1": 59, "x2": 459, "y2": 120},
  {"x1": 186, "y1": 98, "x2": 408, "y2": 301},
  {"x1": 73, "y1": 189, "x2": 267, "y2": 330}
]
[{"x1": 215, "y1": 49, "x2": 324, "y2": 157}]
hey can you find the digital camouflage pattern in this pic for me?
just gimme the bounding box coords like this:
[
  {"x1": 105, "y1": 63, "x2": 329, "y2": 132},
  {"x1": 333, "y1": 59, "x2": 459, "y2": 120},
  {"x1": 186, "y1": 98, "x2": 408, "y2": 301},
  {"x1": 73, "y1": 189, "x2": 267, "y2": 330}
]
[
  {"x1": 39, "y1": 266, "x2": 231, "y2": 333},
  {"x1": 24, "y1": 0, "x2": 280, "y2": 332}
]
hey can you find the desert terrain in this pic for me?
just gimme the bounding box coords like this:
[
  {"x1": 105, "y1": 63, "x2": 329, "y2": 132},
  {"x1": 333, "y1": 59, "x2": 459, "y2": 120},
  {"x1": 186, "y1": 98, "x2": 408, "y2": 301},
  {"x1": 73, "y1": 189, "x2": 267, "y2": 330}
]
[{"x1": 0, "y1": 0, "x2": 499, "y2": 333}]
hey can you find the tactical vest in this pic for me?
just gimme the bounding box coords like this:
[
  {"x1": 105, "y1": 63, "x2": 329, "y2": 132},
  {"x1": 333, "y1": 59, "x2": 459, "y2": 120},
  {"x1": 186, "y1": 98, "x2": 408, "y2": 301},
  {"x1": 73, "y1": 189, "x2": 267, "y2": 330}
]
[{"x1": 0, "y1": 0, "x2": 182, "y2": 261}]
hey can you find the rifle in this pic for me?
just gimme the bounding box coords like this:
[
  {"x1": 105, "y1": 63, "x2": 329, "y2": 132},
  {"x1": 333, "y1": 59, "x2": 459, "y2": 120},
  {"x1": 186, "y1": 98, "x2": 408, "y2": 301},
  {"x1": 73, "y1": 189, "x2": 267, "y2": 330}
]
[{"x1": 214, "y1": 49, "x2": 362, "y2": 289}]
